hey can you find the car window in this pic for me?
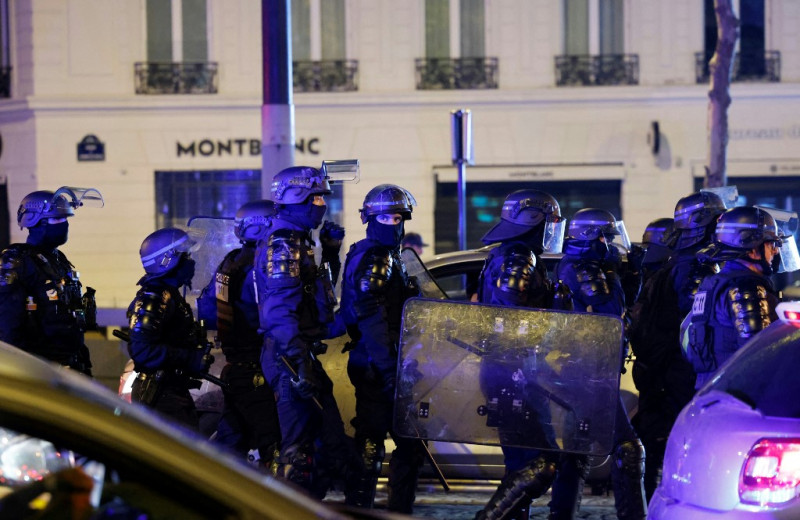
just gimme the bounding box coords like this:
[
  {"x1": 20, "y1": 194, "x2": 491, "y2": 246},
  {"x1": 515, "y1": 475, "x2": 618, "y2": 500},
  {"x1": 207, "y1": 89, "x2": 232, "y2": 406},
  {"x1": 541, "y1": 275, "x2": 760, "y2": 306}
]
[
  {"x1": 0, "y1": 426, "x2": 234, "y2": 520},
  {"x1": 703, "y1": 322, "x2": 800, "y2": 418}
]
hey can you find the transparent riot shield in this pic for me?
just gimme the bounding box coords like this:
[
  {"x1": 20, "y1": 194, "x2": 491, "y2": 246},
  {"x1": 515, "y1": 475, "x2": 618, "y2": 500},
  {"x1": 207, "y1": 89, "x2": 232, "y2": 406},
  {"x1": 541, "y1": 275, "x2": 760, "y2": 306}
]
[
  {"x1": 400, "y1": 248, "x2": 448, "y2": 300},
  {"x1": 394, "y1": 298, "x2": 623, "y2": 456},
  {"x1": 184, "y1": 216, "x2": 239, "y2": 308}
]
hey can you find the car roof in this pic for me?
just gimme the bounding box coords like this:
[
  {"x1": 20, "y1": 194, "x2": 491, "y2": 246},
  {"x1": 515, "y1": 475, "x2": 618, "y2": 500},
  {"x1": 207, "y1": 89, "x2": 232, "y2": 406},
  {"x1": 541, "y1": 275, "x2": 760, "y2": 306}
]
[
  {"x1": 0, "y1": 341, "x2": 349, "y2": 520},
  {"x1": 425, "y1": 244, "x2": 563, "y2": 272}
]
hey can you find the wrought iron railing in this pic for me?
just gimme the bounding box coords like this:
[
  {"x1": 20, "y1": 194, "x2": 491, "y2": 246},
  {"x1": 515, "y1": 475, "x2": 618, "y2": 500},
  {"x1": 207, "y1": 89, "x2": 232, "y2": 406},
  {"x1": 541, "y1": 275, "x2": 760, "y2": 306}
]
[
  {"x1": 415, "y1": 57, "x2": 499, "y2": 90},
  {"x1": 293, "y1": 60, "x2": 358, "y2": 92},
  {"x1": 694, "y1": 50, "x2": 781, "y2": 83},
  {"x1": 555, "y1": 54, "x2": 639, "y2": 86},
  {"x1": 134, "y1": 62, "x2": 219, "y2": 94},
  {"x1": 0, "y1": 67, "x2": 10, "y2": 98}
]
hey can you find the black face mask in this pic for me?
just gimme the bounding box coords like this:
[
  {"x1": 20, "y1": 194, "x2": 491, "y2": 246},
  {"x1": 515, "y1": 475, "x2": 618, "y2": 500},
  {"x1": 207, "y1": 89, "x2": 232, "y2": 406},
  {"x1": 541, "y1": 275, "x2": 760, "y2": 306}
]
[
  {"x1": 27, "y1": 221, "x2": 69, "y2": 249},
  {"x1": 367, "y1": 219, "x2": 405, "y2": 248},
  {"x1": 173, "y1": 256, "x2": 196, "y2": 289},
  {"x1": 281, "y1": 201, "x2": 327, "y2": 230}
]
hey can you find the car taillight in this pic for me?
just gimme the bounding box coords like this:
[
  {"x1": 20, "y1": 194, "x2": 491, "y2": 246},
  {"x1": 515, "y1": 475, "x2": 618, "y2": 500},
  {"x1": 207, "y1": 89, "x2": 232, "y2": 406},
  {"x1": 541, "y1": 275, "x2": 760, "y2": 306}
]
[{"x1": 740, "y1": 438, "x2": 800, "y2": 506}]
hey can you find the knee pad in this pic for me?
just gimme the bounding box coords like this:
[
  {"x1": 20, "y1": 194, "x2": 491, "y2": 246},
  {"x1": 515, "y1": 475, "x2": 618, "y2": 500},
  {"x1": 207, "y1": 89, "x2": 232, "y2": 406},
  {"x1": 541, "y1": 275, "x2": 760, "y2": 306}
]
[
  {"x1": 614, "y1": 439, "x2": 646, "y2": 477},
  {"x1": 361, "y1": 438, "x2": 386, "y2": 477}
]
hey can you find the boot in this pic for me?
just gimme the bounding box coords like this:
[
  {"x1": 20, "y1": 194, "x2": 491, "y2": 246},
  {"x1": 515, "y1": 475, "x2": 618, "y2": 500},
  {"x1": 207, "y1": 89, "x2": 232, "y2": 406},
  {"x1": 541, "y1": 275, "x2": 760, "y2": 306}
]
[
  {"x1": 386, "y1": 439, "x2": 424, "y2": 514},
  {"x1": 611, "y1": 439, "x2": 647, "y2": 520},
  {"x1": 344, "y1": 439, "x2": 384, "y2": 508},
  {"x1": 474, "y1": 454, "x2": 558, "y2": 520},
  {"x1": 548, "y1": 453, "x2": 589, "y2": 520}
]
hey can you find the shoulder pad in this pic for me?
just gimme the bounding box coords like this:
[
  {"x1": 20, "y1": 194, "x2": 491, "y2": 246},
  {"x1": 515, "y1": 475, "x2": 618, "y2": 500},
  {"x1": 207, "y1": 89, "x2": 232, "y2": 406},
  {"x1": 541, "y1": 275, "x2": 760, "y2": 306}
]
[
  {"x1": 0, "y1": 247, "x2": 27, "y2": 288},
  {"x1": 726, "y1": 277, "x2": 772, "y2": 339},
  {"x1": 358, "y1": 246, "x2": 393, "y2": 293},
  {"x1": 265, "y1": 231, "x2": 302, "y2": 279},
  {"x1": 497, "y1": 245, "x2": 536, "y2": 294},
  {"x1": 574, "y1": 261, "x2": 611, "y2": 300},
  {"x1": 129, "y1": 288, "x2": 171, "y2": 333}
]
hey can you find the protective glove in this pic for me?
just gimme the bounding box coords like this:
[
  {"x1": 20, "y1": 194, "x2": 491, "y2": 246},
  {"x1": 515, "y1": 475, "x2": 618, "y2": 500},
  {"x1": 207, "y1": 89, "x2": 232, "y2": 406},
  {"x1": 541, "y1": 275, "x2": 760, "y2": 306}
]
[
  {"x1": 319, "y1": 220, "x2": 345, "y2": 250},
  {"x1": 406, "y1": 275, "x2": 421, "y2": 298},
  {"x1": 187, "y1": 349, "x2": 214, "y2": 375},
  {"x1": 291, "y1": 360, "x2": 319, "y2": 400}
]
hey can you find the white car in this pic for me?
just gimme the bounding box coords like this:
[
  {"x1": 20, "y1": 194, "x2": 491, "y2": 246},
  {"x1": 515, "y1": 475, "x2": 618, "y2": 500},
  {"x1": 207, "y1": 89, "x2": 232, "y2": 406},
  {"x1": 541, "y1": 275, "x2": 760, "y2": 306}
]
[{"x1": 648, "y1": 301, "x2": 800, "y2": 519}]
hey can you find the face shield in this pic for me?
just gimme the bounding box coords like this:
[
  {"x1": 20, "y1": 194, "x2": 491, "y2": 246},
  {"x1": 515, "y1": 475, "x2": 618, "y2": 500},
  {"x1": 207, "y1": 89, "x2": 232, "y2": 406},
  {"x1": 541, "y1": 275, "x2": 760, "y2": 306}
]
[
  {"x1": 609, "y1": 220, "x2": 632, "y2": 251},
  {"x1": 321, "y1": 159, "x2": 360, "y2": 184},
  {"x1": 543, "y1": 217, "x2": 566, "y2": 254},
  {"x1": 755, "y1": 206, "x2": 800, "y2": 273},
  {"x1": 53, "y1": 186, "x2": 105, "y2": 210}
]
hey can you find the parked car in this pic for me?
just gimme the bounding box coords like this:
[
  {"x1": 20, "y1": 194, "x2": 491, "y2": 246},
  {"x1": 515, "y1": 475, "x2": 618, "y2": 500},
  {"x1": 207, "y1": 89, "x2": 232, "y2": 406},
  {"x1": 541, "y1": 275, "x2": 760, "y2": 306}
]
[
  {"x1": 0, "y1": 340, "x2": 406, "y2": 519},
  {"x1": 648, "y1": 301, "x2": 800, "y2": 519},
  {"x1": 119, "y1": 244, "x2": 638, "y2": 492}
]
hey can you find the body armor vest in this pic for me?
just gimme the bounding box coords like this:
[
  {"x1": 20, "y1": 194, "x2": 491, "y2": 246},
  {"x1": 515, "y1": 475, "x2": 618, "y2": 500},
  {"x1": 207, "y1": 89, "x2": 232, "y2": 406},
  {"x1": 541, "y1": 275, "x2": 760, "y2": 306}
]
[{"x1": 214, "y1": 247, "x2": 262, "y2": 359}]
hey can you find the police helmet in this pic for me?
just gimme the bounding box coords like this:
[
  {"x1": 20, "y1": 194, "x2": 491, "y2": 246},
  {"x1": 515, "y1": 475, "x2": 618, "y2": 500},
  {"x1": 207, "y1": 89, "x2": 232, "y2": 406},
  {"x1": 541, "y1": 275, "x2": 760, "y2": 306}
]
[
  {"x1": 567, "y1": 208, "x2": 619, "y2": 241},
  {"x1": 234, "y1": 200, "x2": 275, "y2": 242},
  {"x1": 481, "y1": 190, "x2": 561, "y2": 244},
  {"x1": 359, "y1": 184, "x2": 417, "y2": 224},
  {"x1": 17, "y1": 190, "x2": 75, "y2": 229},
  {"x1": 715, "y1": 206, "x2": 783, "y2": 250},
  {"x1": 673, "y1": 191, "x2": 726, "y2": 230},
  {"x1": 270, "y1": 166, "x2": 332, "y2": 204},
  {"x1": 642, "y1": 217, "x2": 675, "y2": 247},
  {"x1": 140, "y1": 228, "x2": 199, "y2": 275}
]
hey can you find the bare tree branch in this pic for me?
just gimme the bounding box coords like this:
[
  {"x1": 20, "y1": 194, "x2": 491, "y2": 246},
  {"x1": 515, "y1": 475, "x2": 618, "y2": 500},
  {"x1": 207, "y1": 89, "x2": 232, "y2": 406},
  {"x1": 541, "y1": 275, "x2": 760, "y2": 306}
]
[{"x1": 705, "y1": 0, "x2": 739, "y2": 188}]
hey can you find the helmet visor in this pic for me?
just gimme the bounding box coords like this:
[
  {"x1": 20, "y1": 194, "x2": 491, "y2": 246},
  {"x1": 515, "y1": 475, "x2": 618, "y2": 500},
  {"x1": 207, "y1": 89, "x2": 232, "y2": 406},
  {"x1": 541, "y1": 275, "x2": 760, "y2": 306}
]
[
  {"x1": 611, "y1": 220, "x2": 632, "y2": 251},
  {"x1": 321, "y1": 159, "x2": 360, "y2": 183},
  {"x1": 543, "y1": 219, "x2": 566, "y2": 254},
  {"x1": 702, "y1": 185, "x2": 739, "y2": 209},
  {"x1": 777, "y1": 235, "x2": 800, "y2": 273},
  {"x1": 53, "y1": 186, "x2": 105, "y2": 209}
]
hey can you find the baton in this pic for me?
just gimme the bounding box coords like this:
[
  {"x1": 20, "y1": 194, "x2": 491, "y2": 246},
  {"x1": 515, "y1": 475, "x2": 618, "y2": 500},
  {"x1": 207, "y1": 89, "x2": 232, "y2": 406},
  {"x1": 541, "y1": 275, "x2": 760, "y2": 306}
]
[
  {"x1": 113, "y1": 329, "x2": 228, "y2": 390},
  {"x1": 419, "y1": 439, "x2": 450, "y2": 492},
  {"x1": 279, "y1": 355, "x2": 324, "y2": 410}
]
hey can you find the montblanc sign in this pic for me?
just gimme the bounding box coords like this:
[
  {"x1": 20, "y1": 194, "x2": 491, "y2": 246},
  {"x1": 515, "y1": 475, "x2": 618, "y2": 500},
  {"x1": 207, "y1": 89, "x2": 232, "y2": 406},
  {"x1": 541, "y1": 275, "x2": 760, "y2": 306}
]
[{"x1": 177, "y1": 138, "x2": 320, "y2": 157}]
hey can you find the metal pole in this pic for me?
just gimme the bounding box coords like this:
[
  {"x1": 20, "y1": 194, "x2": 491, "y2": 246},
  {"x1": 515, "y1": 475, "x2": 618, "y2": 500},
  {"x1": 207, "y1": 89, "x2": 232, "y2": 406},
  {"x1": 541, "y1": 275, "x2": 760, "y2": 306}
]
[
  {"x1": 456, "y1": 158, "x2": 467, "y2": 251},
  {"x1": 451, "y1": 109, "x2": 473, "y2": 251},
  {"x1": 261, "y1": 0, "x2": 295, "y2": 199}
]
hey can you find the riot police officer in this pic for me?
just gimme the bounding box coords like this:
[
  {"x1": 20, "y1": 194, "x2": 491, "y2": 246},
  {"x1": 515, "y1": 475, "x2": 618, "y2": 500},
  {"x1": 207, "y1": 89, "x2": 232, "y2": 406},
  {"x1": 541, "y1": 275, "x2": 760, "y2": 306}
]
[
  {"x1": 555, "y1": 208, "x2": 646, "y2": 520},
  {"x1": 195, "y1": 200, "x2": 282, "y2": 468},
  {"x1": 685, "y1": 206, "x2": 788, "y2": 388},
  {"x1": 639, "y1": 217, "x2": 675, "y2": 283},
  {"x1": 628, "y1": 190, "x2": 725, "y2": 500},
  {"x1": 127, "y1": 227, "x2": 214, "y2": 430},
  {"x1": 256, "y1": 165, "x2": 355, "y2": 498},
  {"x1": 473, "y1": 189, "x2": 571, "y2": 520},
  {"x1": 0, "y1": 187, "x2": 102, "y2": 375},
  {"x1": 339, "y1": 184, "x2": 423, "y2": 513}
]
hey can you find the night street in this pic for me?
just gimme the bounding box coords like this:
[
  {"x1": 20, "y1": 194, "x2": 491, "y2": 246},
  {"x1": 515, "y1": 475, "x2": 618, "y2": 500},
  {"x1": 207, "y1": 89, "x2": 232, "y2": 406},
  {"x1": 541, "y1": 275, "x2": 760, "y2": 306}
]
[{"x1": 326, "y1": 480, "x2": 619, "y2": 519}]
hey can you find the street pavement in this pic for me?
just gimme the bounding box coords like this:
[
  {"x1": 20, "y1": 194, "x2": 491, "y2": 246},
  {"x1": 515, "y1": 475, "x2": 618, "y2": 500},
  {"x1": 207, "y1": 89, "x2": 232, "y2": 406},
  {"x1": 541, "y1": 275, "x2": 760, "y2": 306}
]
[{"x1": 326, "y1": 479, "x2": 619, "y2": 519}]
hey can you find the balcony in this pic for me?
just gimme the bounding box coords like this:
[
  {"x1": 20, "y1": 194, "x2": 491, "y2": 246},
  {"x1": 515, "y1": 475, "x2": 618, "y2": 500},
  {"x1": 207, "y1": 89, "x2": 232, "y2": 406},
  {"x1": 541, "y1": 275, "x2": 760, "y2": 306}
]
[
  {"x1": 415, "y1": 57, "x2": 499, "y2": 90},
  {"x1": 293, "y1": 60, "x2": 358, "y2": 93},
  {"x1": 0, "y1": 67, "x2": 9, "y2": 98},
  {"x1": 694, "y1": 50, "x2": 781, "y2": 83},
  {"x1": 554, "y1": 54, "x2": 639, "y2": 86},
  {"x1": 134, "y1": 62, "x2": 218, "y2": 95}
]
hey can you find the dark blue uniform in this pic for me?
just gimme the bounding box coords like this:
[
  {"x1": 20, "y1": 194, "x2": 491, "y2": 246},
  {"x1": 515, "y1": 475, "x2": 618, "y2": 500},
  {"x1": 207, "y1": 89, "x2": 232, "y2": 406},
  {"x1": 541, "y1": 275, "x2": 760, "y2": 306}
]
[
  {"x1": 198, "y1": 244, "x2": 281, "y2": 465},
  {"x1": 339, "y1": 239, "x2": 423, "y2": 512},
  {"x1": 255, "y1": 219, "x2": 353, "y2": 497},
  {"x1": 686, "y1": 259, "x2": 778, "y2": 388},
  {"x1": 555, "y1": 242, "x2": 645, "y2": 520},
  {"x1": 477, "y1": 241, "x2": 568, "y2": 518},
  {"x1": 127, "y1": 276, "x2": 201, "y2": 430},
  {"x1": 0, "y1": 244, "x2": 92, "y2": 374}
]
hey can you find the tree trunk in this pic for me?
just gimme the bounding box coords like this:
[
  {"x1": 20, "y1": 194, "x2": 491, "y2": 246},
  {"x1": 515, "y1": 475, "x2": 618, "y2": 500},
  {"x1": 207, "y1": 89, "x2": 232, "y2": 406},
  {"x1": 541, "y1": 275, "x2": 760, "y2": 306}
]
[{"x1": 705, "y1": 0, "x2": 739, "y2": 188}]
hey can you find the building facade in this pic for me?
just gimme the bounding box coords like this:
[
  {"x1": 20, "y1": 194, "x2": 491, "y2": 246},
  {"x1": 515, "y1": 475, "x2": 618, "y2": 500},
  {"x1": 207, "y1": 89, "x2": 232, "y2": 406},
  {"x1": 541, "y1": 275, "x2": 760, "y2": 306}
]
[{"x1": 1, "y1": 0, "x2": 799, "y2": 317}]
